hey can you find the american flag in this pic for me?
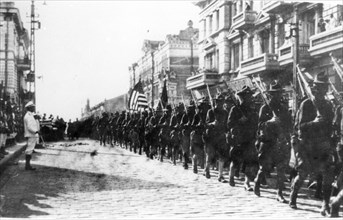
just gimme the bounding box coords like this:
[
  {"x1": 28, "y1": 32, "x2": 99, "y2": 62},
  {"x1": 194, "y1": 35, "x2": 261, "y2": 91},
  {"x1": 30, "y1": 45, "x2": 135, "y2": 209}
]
[{"x1": 128, "y1": 80, "x2": 148, "y2": 111}]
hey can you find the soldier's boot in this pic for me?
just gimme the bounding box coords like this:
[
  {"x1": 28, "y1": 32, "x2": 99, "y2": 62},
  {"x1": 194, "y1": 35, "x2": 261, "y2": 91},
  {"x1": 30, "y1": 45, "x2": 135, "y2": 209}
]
[
  {"x1": 330, "y1": 190, "x2": 343, "y2": 217},
  {"x1": 314, "y1": 175, "x2": 323, "y2": 200},
  {"x1": 243, "y1": 176, "x2": 253, "y2": 191},
  {"x1": 138, "y1": 146, "x2": 142, "y2": 155},
  {"x1": 320, "y1": 186, "x2": 332, "y2": 216},
  {"x1": 289, "y1": 176, "x2": 303, "y2": 209},
  {"x1": 183, "y1": 152, "x2": 189, "y2": 169},
  {"x1": 203, "y1": 161, "x2": 210, "y2": 179},
  {"x1": 276, "y1": 176, "x2": 287, "y2": 203},
  {"x1": 160, "y1": 148, "x2": 164, "y2": 162},
  {"x1": 204, "y1": 168, "x2": 210, "y2": 179},
  {"x1": 25, "y1": 155, "x2": 36, "y2": 171},
  {"x1": 228, "y1": 163, "x2": 235, "y2": 187},
  {"x1": 192, "y1": 155, "x2": 198, "y2": 174},
  {"x1": 254, "y1": 170, "x2": 262, "y2": 196},
  {"x1": 217, "y1": 161, "x2": 227, "y2": 183}
]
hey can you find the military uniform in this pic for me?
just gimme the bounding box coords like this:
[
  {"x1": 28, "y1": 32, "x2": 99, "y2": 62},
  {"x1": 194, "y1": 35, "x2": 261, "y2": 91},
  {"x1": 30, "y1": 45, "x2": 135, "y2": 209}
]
[
  {"x1": 254, "y1": 82, "x2": 292, "y2": 203},
  {"x1": 203, "y1": 94, "x2": 228, "y2": 181},
  {"x1": 158, "y1": 107, "x2": 172, "y2": 162},
  {"x1": 169, "y1": 105, "x2": 183, "y2": 165},
  {"x1": 98, "y1": 112, "x2": 109, "y2": 146},
  {"x1": 289, "y1": 72, "x2": 335, "y2": 216},
  {"x1": 227, "y1": 86, "x2": 258, "y2": 190},
  {"x1": 190, "y1": 102, "x2": 208, "y2": 173}
]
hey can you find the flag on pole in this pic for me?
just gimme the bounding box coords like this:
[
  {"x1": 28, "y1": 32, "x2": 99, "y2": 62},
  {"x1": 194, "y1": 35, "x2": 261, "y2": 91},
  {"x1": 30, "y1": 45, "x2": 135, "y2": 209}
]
[
  {"x1": 128, "y1": 80, "x2": 148, "y2": 111},
  {"x1": 160, "y1": 79, "x2": 168, "y2": 108}
]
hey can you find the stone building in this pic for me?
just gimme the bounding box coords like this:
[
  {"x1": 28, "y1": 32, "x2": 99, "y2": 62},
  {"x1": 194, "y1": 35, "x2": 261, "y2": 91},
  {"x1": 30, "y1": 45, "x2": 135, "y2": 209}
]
[
  {"x1": 129, "y1": 21, "x2": 199, "y2": 108},
  {"x1": 0, "y1": 2, "x2": 30, "y2": 106},
  {"x1": 189, "y1": 0, "x2": 343, "y2": 109}
]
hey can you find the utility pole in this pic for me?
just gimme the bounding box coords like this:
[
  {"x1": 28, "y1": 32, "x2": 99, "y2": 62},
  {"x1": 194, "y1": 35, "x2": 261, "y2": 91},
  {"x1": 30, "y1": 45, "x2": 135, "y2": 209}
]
[
  {"x1": 151, "y1": 51, "x2": 155, "y2": 108},
  {"x1": 4, "y1": 10, "x2": 10, "y2": 100},
  {"x1": 29, "y1": 0, "x2": 40, "y2": 105},
  {"x1": 292, "y1": 5, "x2": 299, "y2": 118}
]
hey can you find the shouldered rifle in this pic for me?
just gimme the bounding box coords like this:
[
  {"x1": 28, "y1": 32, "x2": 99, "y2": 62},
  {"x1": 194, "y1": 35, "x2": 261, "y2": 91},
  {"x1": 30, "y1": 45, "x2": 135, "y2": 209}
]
[
  {"x1": 252, "y1": 76, "x2": 277, "y2": 118},
  {"x1": 206, "y1": 83, "x2": 214, "y2": 111},
  {"x1": 329, "y1": 79, "x2": 343, "y2": 105},
  {"x1": 296, "y1": 65, "x2": 322, "y2": 118},
  {"x1": 190, "y1": 90, "x2": 198, "y2": 109},
  {"x1": 181, "y1": 93, "x2": 188, "y2": 115}
]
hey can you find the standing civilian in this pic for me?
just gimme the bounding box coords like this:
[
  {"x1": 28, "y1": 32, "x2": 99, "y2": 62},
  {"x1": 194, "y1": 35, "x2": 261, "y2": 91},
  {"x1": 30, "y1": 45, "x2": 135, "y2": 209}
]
[{"x1": 24, "y1": 101, "x2": 39, "y2": 170}]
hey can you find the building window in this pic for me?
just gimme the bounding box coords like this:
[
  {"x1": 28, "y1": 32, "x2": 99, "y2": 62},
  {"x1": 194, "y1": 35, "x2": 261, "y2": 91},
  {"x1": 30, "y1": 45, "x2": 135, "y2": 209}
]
[
  {"x1": 216, "y1": 11, "x2": 219, "y2": 30},
  {"x1": 205, "y1": 53, "x2": 214, "y2": 70},
  {"x1": 259, "y1": 30, "x2": 269, "y2": 54},
  {"x1": 216, "y1": 49, "x2": 219, "y2": 70},
  {"x1": 278, "y1": 24, "x2": 285, "y2": 47},
  {"x1": 203, "y1": 19, "x2": 206, "y2": 38},
  {"x1": 233, "y1": 2, "x2": 237, "y2": 17},
  {"x1": 233, "y1": 43, "x2": 240, "y2": 70},
  {"x1": 248, "y1": 37, "x2": 254, "y2": 58},
  {"x1": 209, "y1": 15, "x2": 213, "y2": 34}
]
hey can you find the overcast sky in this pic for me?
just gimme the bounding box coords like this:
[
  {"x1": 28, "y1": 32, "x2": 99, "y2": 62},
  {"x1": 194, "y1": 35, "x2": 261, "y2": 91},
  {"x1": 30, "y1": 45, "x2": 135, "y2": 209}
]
[{"x1": 13, "y1": 0, "x2": 200, "y2": 121}]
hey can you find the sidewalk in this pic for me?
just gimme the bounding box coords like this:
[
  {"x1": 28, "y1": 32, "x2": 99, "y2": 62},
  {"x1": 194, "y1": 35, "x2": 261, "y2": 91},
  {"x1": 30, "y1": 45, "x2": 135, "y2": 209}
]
[{"x1": 0, "y1": 142, "x2": 26, "y2": 172}]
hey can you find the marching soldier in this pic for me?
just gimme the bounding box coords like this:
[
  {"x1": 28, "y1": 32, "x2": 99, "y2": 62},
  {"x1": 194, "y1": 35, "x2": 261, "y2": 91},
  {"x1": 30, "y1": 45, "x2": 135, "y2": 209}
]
[
  {"x1": 179, "y1": 102, "x2": 195, "y2": 169},
  {"x1": 98, "y1": 112, "x2": 109, "y2": 146},
  {"x1": 330, "y1": 93, "x2": 343, "y2": 217},
  {"x1": 254, "y1": 82, "x2": 292, "y2": 203},
  {"x1": 289, "y1": 72, "x2": 335, "y2": 216},
  {"x1": 144, "y1": 109, "x2": 153, "y2": 157},
  {"x1": 147, "y1": 109, "x2": 159, "y2": 159},
  {"x1": 116, "y1": 111, "x2": 126, "y2": 148},
  {"x1": 190, "y1": 100, "x2": 208, "y2": 173},
  {"x1": 137, "y1": 110, "x2": 147, "y2": 155},
  {"x1": 227, "y1": 86, "x2": 259, "y2": 190},
  {"x1": 170, "y1": 105, "x2": 182, "y2": 165},
  {"x1": 203, "y1": 93, "x2": 229, "y2": 182},
  {"x1": 158, "y1": 105, "x2": 172, "y2": 162}
]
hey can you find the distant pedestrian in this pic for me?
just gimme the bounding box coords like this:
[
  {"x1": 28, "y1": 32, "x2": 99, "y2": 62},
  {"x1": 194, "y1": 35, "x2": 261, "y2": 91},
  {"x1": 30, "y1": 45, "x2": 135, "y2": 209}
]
[{"x1": 24, "y1": 101, "x2": 39, "y2": 171}]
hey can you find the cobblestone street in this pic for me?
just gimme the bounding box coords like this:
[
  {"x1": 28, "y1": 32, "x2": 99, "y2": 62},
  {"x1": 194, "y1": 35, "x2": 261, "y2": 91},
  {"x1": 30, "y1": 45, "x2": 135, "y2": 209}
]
[{"x1": 0, "y1": 139, "x2": 342, "y2": 219}]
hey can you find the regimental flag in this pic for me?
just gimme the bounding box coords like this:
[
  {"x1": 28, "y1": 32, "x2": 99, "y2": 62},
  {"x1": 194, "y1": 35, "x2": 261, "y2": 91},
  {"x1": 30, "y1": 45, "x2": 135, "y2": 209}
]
[
  {"x1": 161, "y1": 79, "x2": 168, "y2": 108},
  {"x1": 128, "y1": 80, "x2": 148, "y2": 111}
]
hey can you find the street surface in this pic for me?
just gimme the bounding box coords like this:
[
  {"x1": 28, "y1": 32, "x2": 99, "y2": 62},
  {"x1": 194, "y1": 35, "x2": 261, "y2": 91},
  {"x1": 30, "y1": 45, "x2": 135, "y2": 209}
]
[{"x1": 0, "y1": 139, "x2": 341, "y2": 219}]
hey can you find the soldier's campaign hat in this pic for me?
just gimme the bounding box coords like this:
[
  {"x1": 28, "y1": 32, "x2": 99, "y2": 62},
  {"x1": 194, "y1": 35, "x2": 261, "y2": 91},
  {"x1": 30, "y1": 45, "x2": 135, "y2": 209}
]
[
  {"x1": 214, "y1": 93, "x2": 225, "y2": 101},
  {"x1": 236, "y1": 86, "x2": 253, "y2": 97},
  {"x1": 267, "y1": 82, "x2": 283, "y2": 93},
  {"x1": 313, "y1": 71, "x2": 328, "y2": 84},
  {"x1": 25, "y1": 101, "x2": 35, "y2": 108}
]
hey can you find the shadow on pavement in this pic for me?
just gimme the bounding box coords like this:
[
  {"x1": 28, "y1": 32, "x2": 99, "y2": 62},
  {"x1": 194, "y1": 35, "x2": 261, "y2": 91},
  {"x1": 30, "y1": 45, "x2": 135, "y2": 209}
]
[{"x1": 0, "y1": 163, "x2": 182, "y2": 218}]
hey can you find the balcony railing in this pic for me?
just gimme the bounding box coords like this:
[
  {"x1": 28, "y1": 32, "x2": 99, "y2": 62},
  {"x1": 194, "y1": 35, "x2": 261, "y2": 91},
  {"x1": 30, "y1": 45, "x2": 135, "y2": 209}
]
[
  {"x1": 240, "y1": 53, "x2": 280, "y2": 76},
  {"x1": 262, "y1": 0, "x2": 292, "y2": 14},
  {"x1": 186, "y1": 70, "x2": 220, "y2": 90},
  {"x1": 232, "y1": 10, "x2": 257, "y2": 30},
  {"x1": 278, "y1": 43, "x2": 312, "y2": 66},
  {"x1": 309, "y1": 25, "x2": 343, "y2": 56}
]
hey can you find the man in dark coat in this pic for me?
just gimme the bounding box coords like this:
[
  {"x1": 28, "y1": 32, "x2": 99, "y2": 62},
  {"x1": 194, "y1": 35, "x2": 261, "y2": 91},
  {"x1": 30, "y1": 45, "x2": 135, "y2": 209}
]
[
  {"x1": 190, "y1": 101, "x2": 208, "y2": 173},
  {"x1": 227, "y1": 86, "x2": 259, "y2": 190},
  {"x1": 158, "y1": 105, "x2": 172, "y2": 162},
  {"x1": 289, "y1": 72, "x2": 335, "y2": 216},
  {"x1": 203, "y1": 93, "x2": 229, "y2": 182},
  {"x1": 254, "y1": 82, "x2": 292, "y2": 203}
]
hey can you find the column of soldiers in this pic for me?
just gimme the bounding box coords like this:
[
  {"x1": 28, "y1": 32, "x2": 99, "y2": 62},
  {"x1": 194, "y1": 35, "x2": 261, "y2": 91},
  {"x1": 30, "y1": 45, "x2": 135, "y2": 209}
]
[{"x1": 84, "y1": 71, "x2": 342, "y2": 217}]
